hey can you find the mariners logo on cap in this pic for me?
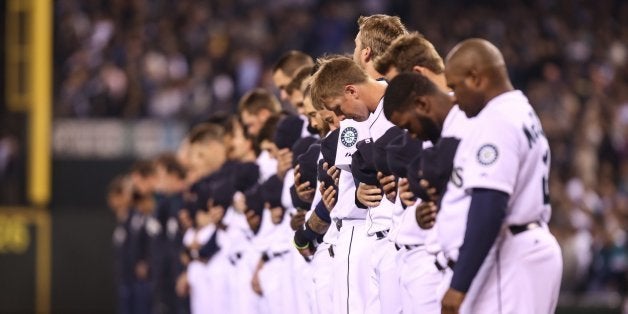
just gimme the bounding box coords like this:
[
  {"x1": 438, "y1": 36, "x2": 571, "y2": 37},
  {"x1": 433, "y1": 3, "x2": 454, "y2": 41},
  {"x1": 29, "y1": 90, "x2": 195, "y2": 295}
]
[
  {"x1": 341, "y1": 127, "x2": 358, "y2": 147},
  {"x1": 477, "y1": 144, "x2": 498, "y2": 166}
]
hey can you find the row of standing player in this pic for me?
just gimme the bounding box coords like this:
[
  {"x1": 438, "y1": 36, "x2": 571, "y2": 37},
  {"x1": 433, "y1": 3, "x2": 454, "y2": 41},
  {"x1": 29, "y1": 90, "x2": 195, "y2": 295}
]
[
  {"x1": 287, "y1": 14, "x2": 563, "y2": 314},
  {"x1": 108, "y1": 13, "x2": 563, "y2": 314}
]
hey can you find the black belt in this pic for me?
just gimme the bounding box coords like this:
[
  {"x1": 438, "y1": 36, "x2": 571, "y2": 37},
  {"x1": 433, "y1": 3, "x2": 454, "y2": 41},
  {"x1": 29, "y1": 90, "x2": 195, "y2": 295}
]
[
  {"x1": 509, "y1": 221, "x2": 541, "y2": 235},
  {"x1": 375, "y1": 230, "x2": 389, "y2": 240},
  {"x1": 395, "y1": 243, "x2": 423, "y2": 251},
  {"x1": 434, "y1": 258, "x2": 456, "y2": 271},
  {"x1": 262, "y1": 250, "x2": 290, "y2": 262}
]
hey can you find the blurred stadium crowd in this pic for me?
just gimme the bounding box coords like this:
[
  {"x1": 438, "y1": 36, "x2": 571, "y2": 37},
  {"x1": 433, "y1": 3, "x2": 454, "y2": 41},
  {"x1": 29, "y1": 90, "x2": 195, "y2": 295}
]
[{"x1": 49, "y1": 0, "x2": 627, "y2": 312}]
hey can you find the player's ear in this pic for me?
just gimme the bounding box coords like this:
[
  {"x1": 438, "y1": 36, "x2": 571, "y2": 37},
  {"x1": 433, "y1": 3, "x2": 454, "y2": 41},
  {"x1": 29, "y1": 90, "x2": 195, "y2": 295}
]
[
  {"x1": 344, "y1": 85, "x2": 358, "y2": 99},
  {"x1": 467, "y1": 67, "x2": 482, "y2": 89},
  {"x1": 412, "y1": 95, "x2": 431, "y2": 113},
  {"x1": 411, "y1": 65, "x2": 427, "y2": 76},
  {"x1": 363, "y1": 46, "x2": 372, "y2": 62}
]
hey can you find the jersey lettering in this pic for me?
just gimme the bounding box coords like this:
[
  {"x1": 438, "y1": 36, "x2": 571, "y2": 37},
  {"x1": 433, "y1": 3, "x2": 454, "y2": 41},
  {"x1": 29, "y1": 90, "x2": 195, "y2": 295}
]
[
  {"x1": 541, "y1": 149, "x2": 550, "y2": 204},
  {"x1": 522, "y1": 112, "x2": 546, "y2": 149}
]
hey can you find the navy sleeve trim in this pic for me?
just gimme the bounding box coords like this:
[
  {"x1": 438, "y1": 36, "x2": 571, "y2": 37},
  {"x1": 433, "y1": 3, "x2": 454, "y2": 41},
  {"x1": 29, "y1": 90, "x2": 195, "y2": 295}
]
[
  {"x1": 450, "y1": 188, "x2": 508, "y2": 293},
  {"x1": 314, "y1": 200, "x2": 331, "y2": 223}
]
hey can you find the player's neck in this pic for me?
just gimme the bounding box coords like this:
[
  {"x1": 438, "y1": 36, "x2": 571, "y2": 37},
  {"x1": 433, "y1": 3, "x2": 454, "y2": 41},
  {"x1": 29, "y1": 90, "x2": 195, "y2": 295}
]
[
  {"x1": 362, "y1": 79, "x2": 386, "y2": 113},
  {"x1": 364, "y1": 62, "x2": 385, "y2": 81},
  {"x1": 484, "y1": 82, "x2": 514, "y2": 106}
]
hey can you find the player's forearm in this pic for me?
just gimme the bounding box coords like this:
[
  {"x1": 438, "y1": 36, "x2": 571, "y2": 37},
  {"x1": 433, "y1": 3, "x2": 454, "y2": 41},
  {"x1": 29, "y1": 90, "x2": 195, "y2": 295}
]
[
  {"x1": 450, "y1": 188, "x2": 508, "y2": 293},
  {"x1": 307, "y1": 208, "x2": 330, "y2": 235}
]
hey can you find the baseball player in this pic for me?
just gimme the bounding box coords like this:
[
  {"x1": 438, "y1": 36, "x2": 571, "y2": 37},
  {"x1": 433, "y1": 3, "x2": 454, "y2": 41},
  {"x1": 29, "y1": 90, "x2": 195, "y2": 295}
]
[
  {"x1": 292, "y1": 84, "x2": 341, "y2": 314},
  {"x1": 153, "y1": 153, "x2": 188, "y2": 313},
  {"x1": 306, "y1": 54, "x2": 390, "y2": 313},
  {"x1": 351, "y1": 15, "x2": 410, "y2": 313},
  {"x1": 382, "y1": 70, "x2": 472, "y2": 314},
  {"x1": 310, "y1": 54, "x2": 404, "y2": 313},
  {"x1": 108, "y1": 175, "x2": 134, "y2": 314},
  {"x1": 272, "y1": 50, "x2": 315, "y2": 107},
  {"x1": 373, "y1": 31, "x2": 455, "y2": 313},
  {"x1": 237, "y1": 89, "x2": 281, "y2": 182},
  {"x1": 421, "y1": 38, "x2": 563, "y2": 314}
]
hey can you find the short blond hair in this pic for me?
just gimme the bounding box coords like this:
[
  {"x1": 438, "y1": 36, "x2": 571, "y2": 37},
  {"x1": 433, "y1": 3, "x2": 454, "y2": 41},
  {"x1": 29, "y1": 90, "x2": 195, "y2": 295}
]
[
  {"x1": 357, "y1": 15, "x2": 408, "y2": 59},
  {"x1": 310, "y1": 56, "x2": 368, "y2": 109},
  {"x1": 374, "y1": 32, "x2": 444, "y2": 75}
]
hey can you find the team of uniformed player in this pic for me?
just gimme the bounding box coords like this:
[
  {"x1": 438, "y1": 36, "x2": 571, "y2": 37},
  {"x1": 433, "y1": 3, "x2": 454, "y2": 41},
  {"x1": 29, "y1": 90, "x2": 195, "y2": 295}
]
[{"x1": 109, "y1": 14, "x2": 562, "y2": 314}]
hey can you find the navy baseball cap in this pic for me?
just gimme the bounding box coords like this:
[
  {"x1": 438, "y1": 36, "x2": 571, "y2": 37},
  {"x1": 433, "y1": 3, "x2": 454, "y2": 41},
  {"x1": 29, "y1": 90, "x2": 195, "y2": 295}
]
[
  {"x1": 195, "y1": 185, "x2": 212, "y2": 213},
  {"x1": 320, "y1": 128, "x2": 339, "y2": 166},
  {"x1": 210, "y1": 176, "x2": 235, "y2": 209},
  {"x1": 317, "y1": 159, "x2": 336, "y2": 189},
  {"x1": 386, "y1": 133, "x2": 423, "y2": 178},
  {"x1": 419, "y1": 137, "x2": 461, "y2": 198},
  {"x1": 274, "y1": 115, "x2": 305, "y2": 150},
  {"x1": 373, "y1": 126, "x2": 405, "y2": 176},
  {"x1": 351, "y1": 139, "x2": 379, "y2": 186},
  {"x1": 232, "y1": 161, "x2": 260, "y2": 192},
  {"x1": 244, "y1": 184, "x2": 265, "y2": 217},
  {"x1": 290, "y1": 184, "x2": 311, "y2": 210},
  {"x1": 406, "y1": 154, "x2": 427, "y2": 201},
  {"x1": 183, "y1": 182, "x2": 202, "y2": 217},
  {"x1": 297, "y1": 143, "x2": 321, "y2": 189},
  {"x1": 292, "y1": 136, "x2": 319, "y2": 168},
  {"x1": 261, "y1": 175, "x2": 284, "y2": 209}
]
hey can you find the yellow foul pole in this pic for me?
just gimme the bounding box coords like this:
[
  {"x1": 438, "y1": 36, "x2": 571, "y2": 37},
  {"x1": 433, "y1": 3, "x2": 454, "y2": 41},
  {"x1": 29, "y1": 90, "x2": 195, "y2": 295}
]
[
  {"x1": 29, "y1": 0, "x2": 52, "y2": 207},
  {"x1": 30, "y1": 1, "x2": 52, "y2": 312}
]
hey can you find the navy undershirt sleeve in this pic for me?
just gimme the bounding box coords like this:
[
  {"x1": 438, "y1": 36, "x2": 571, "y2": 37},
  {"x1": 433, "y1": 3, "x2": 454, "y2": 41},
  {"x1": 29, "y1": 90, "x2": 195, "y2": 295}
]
[
  {"x1": 450, "y1": 188, "x2": 508, "y2": 293},
  {"x1": 314, "y1": 200, "x2": 331, "y2": 223}
]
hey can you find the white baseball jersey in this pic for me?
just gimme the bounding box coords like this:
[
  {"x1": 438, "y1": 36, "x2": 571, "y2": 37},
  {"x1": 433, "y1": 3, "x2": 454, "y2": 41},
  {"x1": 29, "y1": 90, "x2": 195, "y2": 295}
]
[
  {"x1": 438, "y1": 91, "x2": 552, "y2": 261},
  {"x1": 391, "y1": 106, "x2": 470, "y2": 247},
  {"x1": 335, "y1": 119, "x2": 371, "y2": 171},
  {"x1": 329, "y1": 169, "x2": 367, "y2": 220},
  {"x1": 282, "y1": 168, "x2": 297, "y2": 215},
  {"x1": 438, "y1": 91, "x2": 561, "y2": 314},
  {"x1": 257, "y1": 150, "x2": 278, "y2": 183},
  {"x1": 364, "y1": 99, "x2": 400, "y2": 235},
  {"x1": 388, "y1": 141, "x2": 432, "y2": 247}
]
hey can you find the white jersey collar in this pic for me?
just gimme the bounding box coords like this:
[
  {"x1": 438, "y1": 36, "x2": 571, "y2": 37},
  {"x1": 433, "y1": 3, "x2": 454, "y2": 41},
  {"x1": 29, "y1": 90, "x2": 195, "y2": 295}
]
[{"x1": 483, "y1": 90, "x2": 526, "y2": 112}]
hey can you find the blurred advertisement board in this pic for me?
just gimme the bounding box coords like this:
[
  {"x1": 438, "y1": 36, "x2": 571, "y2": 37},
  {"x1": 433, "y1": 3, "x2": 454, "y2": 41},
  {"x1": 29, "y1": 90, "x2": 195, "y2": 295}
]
[{"x1": 53, "y1": 119, "x2": 187, "y2": 159}]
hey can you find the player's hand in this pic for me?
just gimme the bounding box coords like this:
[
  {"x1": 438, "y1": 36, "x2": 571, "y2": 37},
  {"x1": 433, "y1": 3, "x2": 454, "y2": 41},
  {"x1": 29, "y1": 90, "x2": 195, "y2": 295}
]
[
  {"x1": 290, "y1": 210, "x2": 306, "y2": 231},
  {"x1": 441, "y1": 288, "x2": 465, "y2": 314},
  {"x1": 321, "y1": 184, "x2": 337, "y2": 210},
  {"x1": 232, "y1": 191, "x2": 247, "y2": 213},
  {"x1": 178, "y1": 209, "x2": 193, "y2": 231},
  {"x1": 377, "y1": 172, "x2": 397, "y2": 202},
  {"x1": 325, "y1": 163, "x2": 340, "y2": 186},
  {"x1": 420, "y1": 179, "x2": 439, "y2": 202},
  {"x1": 207, "y1": 201, "x2": 224, "y2": 225},
  {"x1": 296, "y1": 243, "x2": 315, "y2": 258},
  {"x1": 276, "y1": 148, "x2": 293, "y2": 180},
  {"x1": 294, "y1": 165, "x2": 314, "y2": 203},
  {"x1": 175, "y1": 272, "x2": 189, "y2": 297},
  {"x1": 415, "y1": 201, "x2": 437, "y2": 229},
  {"x1": 357, "y1": 182, "x2": 382, "y2": 207},
  {"x1": 251, "y1": 269, "x2": 264, "y2": 296},
  {"x1": 398, "y1": 178, "x2": 416, "y2": 207},
  {"x1": 245, "y1": 209, "x2": 261, "y2": 231}
]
